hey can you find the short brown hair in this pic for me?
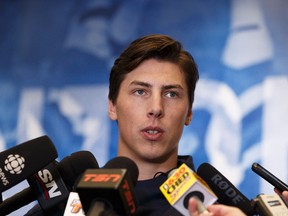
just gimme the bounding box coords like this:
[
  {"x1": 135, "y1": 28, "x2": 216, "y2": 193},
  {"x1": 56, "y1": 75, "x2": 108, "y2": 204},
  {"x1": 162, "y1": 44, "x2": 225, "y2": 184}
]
[{"x1": 108, "y1": 34, "x2": 199, "y2": 108}]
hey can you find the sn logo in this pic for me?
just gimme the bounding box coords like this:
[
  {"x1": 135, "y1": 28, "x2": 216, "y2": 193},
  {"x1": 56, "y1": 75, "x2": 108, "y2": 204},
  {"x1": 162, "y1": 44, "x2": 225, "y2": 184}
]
[{"x1": 38, "y1": 169, "x2": 62, "y2": 198}]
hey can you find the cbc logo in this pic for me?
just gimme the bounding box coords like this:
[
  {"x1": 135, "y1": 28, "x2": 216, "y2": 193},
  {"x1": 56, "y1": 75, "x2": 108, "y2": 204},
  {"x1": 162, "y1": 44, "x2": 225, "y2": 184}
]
[{"x1": 4, "y1": 154, "x2": 25, "y2": 174}]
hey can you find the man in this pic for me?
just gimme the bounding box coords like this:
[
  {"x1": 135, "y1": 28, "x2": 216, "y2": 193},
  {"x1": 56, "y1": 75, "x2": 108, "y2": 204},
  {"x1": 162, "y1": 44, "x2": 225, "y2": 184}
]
[
  {"x1": 107, "y1": 33, "x2": 246, "y2": 215},
  {"x1": 108, "y1": 33, "x2": 197, "y2": 215},
  {"x1": 25, "y1": 34, "x2": 287, "y2": 215}
]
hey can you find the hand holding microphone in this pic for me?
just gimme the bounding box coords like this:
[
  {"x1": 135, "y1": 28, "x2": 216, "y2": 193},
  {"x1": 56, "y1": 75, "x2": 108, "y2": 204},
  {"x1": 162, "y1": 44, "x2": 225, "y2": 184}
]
[
  {"x1": 196, "y1": 162, "x2": 288, "y2": 216},
  {"x1": 252, "y1": 162, "x2": 288, "y2": 206},
  {"x1": 159, "y1": 163, "x2": 217, "y2": 216},
  {"x1": 160, "y1": 163, "x2": 246, "y2": 216},
  {"x1": 274, "y1": 189, "x2": 288, "y2": 203},
  {"x1": 187, "y1": 162, "x2": 249, "y2": 216},
  {"x1": 279, "y1": 190, "x2": 288, "y2": 203},
  {"x1": 188, "y1": 197, "x2": 212, "y2": 216},
  {"x1": 278, "y1": 190, "x2": 288, "y2": 208},
  {"x1": 251, "y1": 162, "x2": 288, "y2": 215},
  {"x1": 188, "y1": 197, "x2": 246, "y2": 216}
]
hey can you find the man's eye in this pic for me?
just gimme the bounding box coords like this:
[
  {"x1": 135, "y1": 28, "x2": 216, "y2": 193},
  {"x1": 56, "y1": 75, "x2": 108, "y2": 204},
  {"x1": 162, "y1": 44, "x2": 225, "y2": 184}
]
[
  {"x1": 134, "y1": 89, "x2": 145, "y2": 95},
  {"x1": 166, "y1": 91, "x2": 178, "y2": 98}
]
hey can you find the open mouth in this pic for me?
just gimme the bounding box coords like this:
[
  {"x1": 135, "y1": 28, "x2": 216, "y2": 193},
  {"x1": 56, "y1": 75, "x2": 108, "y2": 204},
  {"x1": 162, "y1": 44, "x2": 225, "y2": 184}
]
[
  {"x1": 142, "y1": 127, "x2": 164, "y2": 141},
  {"x1": 146, "y1": 130, "x2": 159, "y2": 135}
]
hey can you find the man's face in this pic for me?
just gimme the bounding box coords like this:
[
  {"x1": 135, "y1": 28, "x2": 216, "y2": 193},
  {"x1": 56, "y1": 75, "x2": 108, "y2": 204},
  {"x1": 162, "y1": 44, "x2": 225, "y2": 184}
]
[{"x1": 108, "y1": 59, "x2": 192, "y2": 163}]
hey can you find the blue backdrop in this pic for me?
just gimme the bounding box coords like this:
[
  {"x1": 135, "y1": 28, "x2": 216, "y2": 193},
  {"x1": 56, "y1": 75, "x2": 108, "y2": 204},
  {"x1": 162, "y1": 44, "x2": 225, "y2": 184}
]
[{"x1": 0, "y1": 0, "x2": 288, "y2": 215}]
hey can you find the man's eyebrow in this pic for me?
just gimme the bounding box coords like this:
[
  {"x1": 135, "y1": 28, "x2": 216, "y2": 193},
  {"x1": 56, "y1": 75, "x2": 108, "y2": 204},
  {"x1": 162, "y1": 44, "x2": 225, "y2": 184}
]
[
  {"x1": 130, "y1": 81, "x2": 184, "y2": 90},
  {"x1": 162, "y1": 84, "x2": 184, "y2": 90},
  {"x1": 130, "y1": 81, "x2": 151, "y2": 88}
]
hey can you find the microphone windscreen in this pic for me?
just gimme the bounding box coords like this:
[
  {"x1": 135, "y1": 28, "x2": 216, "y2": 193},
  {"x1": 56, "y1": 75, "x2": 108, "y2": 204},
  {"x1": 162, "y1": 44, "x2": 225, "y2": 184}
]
[
  {"x1": 0, "y1": 135, "x2": 58, "y2": 193},
  {"x1": 103, "y1": 156, "x2": 139, "y2": 186},
  {"x1": 57, "y1": 151, "x2": 99, "y2": 187},
  {"x1": 197, "y1": 163, "x2": 255, "y2": 216}
]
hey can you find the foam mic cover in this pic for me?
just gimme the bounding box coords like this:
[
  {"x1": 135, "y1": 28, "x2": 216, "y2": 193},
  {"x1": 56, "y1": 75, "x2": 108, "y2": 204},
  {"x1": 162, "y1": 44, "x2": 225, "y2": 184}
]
[
  {"x1": 0, "y1": 151, "x2": 99, "y2": 215},
  {"x1": 103, "y1": 156, "x2": 138, "y2": 186},
  {"x1": 76, "y1": 156, "x2": 139, "y2": 216},
  {"x1": 0, "y1": 135, "x2": 57, "y2": 193},
  {"x1": 197, "y1": 163, "x2": 255, "y2": 216},
  {"x1": 57, "y1": 151, "x2": 100, "y2": 188}
]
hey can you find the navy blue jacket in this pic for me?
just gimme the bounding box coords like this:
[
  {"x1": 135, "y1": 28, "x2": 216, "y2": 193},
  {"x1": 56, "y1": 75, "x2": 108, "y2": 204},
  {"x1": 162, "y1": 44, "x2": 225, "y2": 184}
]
[{"x1": 134, "y1": 155, "x2": 195, "y2": 216}]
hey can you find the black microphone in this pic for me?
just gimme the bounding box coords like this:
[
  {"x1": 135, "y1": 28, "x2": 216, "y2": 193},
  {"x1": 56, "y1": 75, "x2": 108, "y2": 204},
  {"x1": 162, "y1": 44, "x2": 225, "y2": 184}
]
[
  {"x1": 76, "y1": 156, "x2": 139, "y2": 216},
  {"x1": 0, "y1": 135, "x2": 58, "y2": 193},
  {"x1": 197, "y1": 163, "x2": 255, "y2": 216},
  {"x1": 0, "y1": 151, "x2": 99, "y2": 215},
  {"x1": 251, "y1": 162, "x2": 288, "y2": 193}
]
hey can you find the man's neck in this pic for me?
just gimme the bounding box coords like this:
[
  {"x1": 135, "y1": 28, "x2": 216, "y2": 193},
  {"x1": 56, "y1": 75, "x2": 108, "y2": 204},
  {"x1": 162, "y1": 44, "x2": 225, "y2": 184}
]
[
  {"x1": 117, "y1": 153, "x2": 178, "y2": 180},
  {"x1": 136, "y1": 160, "x2": 177, "y2": 180}
]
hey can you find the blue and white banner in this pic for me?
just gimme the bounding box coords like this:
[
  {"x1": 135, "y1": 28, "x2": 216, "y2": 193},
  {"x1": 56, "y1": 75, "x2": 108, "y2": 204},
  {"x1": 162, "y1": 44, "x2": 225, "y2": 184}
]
[{"x1": 0, "y1": 0, "x2": 287, "y2": 214}]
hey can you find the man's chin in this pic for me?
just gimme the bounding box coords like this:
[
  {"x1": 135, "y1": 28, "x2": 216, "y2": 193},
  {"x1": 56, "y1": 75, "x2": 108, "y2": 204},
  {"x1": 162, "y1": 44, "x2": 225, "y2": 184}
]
[{"x1": 142, "y1": 152, "x2": 175, "y2": 164}]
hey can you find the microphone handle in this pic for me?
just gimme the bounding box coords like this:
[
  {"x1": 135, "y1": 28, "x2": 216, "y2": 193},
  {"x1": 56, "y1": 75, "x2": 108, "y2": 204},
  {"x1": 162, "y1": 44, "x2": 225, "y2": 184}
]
[
  {"x1": 87, "y1": 200, "x2": 119, "y2": 216},
  {"x1": 0, "y1": 188, "x2": 35, "y2": 215}
]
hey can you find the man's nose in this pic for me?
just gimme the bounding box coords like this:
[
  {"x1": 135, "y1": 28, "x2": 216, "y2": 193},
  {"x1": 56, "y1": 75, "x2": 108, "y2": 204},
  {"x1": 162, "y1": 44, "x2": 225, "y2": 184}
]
[{"x1": 147, "y1": 95, "x2": 164, "y2": 119}]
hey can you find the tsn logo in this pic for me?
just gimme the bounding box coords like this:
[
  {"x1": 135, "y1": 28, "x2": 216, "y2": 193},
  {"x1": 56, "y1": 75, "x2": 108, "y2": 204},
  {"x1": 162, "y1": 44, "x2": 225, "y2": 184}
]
[
  {"x1": 37, "y1": 169, "x2": 62, "y2": 198},
  {"x1": 83, "y1": 173, "x2": 121, "y2": 182},
  {"x1": 122, "y1": 179, "x2": 136, "y2": 214}
]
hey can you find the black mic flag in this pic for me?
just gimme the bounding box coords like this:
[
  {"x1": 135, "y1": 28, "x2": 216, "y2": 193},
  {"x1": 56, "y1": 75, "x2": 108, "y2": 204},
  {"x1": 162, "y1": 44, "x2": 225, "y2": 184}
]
[
  {"x1": 76, "y1": 156, "x2": 139, "y2": 216},
  {"x1": 0, "y1": 135, "x2": 58, "y2": 193}
]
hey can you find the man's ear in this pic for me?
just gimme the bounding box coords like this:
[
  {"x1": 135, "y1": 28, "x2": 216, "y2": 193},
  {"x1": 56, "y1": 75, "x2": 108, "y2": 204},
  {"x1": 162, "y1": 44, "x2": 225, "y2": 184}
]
[
  {"x1": 184, "y1": 109, "x2": 192, "y2": 126},
  {"x1": 108, "y1": 100, "x2": 118, "y2": 120}
]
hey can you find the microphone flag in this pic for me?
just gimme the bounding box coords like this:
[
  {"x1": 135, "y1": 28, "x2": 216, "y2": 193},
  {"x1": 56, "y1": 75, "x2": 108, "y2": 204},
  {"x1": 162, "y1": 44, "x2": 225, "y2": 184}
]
[
  {"x1": 76, "y1": 168, "x2": 137, "y2": 215},
  {"x1": 160, "y1": 163, "x2": 217, "y2": 215},
  {"x1": 64, "y1": 192, "x2": 85, "y2": 216}
]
